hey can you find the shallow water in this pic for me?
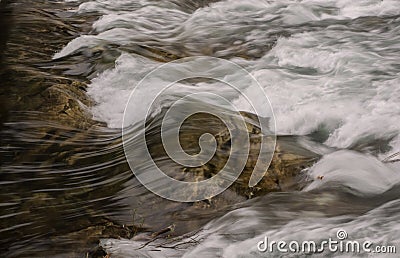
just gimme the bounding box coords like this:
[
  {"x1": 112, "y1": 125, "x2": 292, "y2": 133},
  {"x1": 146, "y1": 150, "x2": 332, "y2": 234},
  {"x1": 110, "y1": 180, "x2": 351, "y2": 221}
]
[
  {"x1": 54, "y1": 0, "x2": 400, "y2": 256},
  {"x1": 1, "y1": 0, "x2": 400, "y2": 257}
]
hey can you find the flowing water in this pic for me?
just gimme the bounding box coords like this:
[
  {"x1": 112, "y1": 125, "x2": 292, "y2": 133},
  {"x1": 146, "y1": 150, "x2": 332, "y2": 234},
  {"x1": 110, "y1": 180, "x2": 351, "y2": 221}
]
[{"x1": 1, "y1": 0, "x2": 400, "y2": 257}]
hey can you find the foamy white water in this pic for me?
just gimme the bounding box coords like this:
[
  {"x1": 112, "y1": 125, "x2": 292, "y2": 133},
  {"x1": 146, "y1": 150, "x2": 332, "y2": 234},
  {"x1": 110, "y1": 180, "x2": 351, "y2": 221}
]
[
  {"x1": 56, "y1": 0, "x2": 400, "y2": 154},
  {"x1": 97, "y1": 151, "x2": 400, "y2": 257},
  {"x1": 55, "y1": 0, "x2": 400, "y2": 256},
  {"x1": 304, "y1": 150, "x2": 400, "y2": 196},
  {"x1": 99, "y1": 196, "x2": 400, "y2": 257}
]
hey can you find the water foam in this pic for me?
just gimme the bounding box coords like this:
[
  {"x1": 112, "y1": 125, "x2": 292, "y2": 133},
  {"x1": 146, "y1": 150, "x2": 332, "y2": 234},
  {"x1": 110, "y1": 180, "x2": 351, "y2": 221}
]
[
  {"x1": 55, "y1": 0, "x2": 400, "y2": 155},
  {"x1": 304, "y1": 150, "x2": 400, "y2": 196},
  {"x1": 100, "y1": 197, "x2": 400, "y2": 257},
  {"x1": 235, "y1": 29, "x2": 400, "y2": 152},
  {"x1": 56, "y1": 0, "x2": 400, "y2": 155}
]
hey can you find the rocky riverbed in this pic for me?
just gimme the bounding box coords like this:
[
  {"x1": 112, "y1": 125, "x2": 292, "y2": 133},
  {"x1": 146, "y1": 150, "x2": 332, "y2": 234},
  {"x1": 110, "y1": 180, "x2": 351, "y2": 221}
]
[
  {"x1": 2, "y1": 1, "x2": 399, "y2": 257},
  {"x1": 0, "y1": 1, "x2": 320, "y2": 256}
]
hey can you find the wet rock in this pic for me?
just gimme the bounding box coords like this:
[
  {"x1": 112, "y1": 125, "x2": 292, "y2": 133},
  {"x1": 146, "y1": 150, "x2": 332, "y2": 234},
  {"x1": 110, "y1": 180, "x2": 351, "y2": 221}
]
[
  {"x1": 40, "y1": 81, "x2": 100, "y2": 129},
  {"x1": 0, "y1": 0, "x2": 101, "y2": 130},
  {"x1": 181, "y1": 111, "x2": 320, "y2": 199},
  {"x1": 145, "y1": 110, "x2": 320, "y2": 201},
  {"x1": 87, "y1": 246, "x2": 109, "y2": 258},
  {"x1": 65, "y1": 219, "x2": 144, "y2": 245}
]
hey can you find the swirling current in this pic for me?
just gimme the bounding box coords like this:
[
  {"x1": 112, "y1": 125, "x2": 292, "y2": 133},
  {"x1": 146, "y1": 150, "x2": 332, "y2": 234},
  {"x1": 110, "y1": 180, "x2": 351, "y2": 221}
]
[{"x1": 0, "y1": 0, "x2": 399, "y2": 257}]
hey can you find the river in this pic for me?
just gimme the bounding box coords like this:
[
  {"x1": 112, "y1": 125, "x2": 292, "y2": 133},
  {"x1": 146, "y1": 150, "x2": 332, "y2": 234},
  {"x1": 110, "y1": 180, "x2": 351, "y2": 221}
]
[{"x1": 1, "y1": 0, "x2": 399, "y2": 257}]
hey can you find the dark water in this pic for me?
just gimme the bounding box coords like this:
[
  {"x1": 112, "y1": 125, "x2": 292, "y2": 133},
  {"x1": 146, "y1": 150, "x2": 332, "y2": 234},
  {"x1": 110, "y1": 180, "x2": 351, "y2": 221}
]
[
  {"x1": 1, "y1": 0, "x2": 400, "y2": 257},
  {"x1": 0, "y1": 1, "x2": 128, "y2": 256}
]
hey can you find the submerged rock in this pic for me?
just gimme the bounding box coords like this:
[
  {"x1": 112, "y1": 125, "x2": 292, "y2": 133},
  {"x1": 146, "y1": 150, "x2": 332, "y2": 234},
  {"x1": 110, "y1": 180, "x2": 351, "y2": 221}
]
[
  {"x1": 40, "y1": 81, "x2": 98, "y2": 130},
  {"x1": 0, "y1": 1, "x2": 320, "y2": 254},
  {"x1": 0, "y1": 0, "x2": 102, "y2": 130},
  {"x1": 180, "y1": 111, "x2": 320, "y2": 199},
  {"x1": 145, "y1": 110, "x2": 320, "y2": 202}
]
